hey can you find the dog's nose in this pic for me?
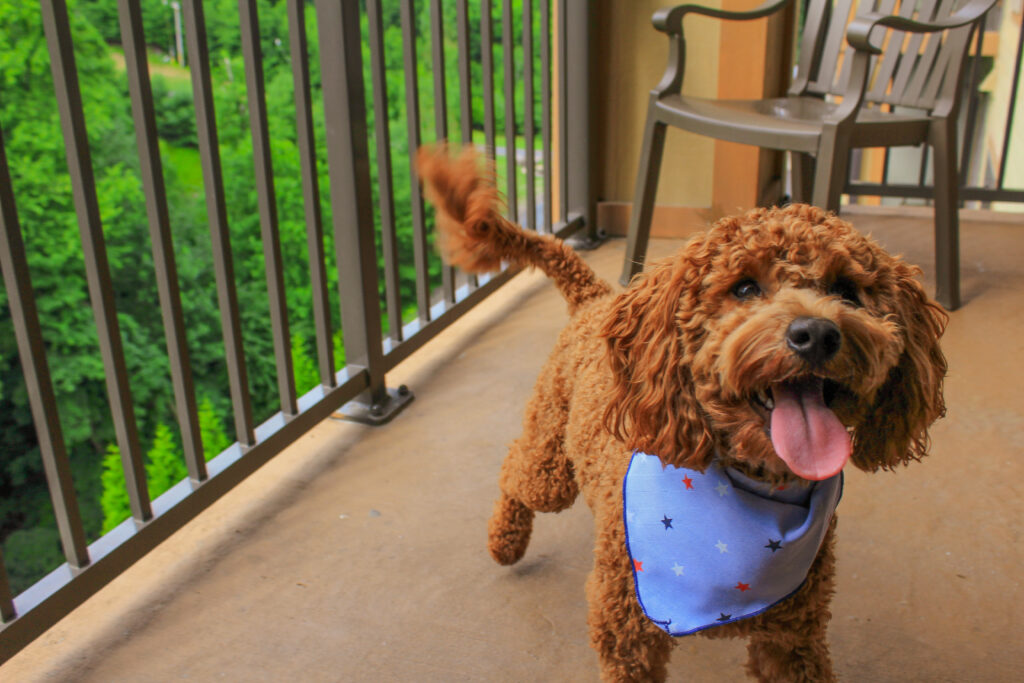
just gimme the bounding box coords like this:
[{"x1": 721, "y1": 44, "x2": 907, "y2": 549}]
[{"x1": 786, "y1": 317, "x2": 841, "y2": 366}]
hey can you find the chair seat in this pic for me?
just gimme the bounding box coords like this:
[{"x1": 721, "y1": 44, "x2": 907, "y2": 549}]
[{"x1": 655, "y1": 95, "x2": 933, "y2": 154}]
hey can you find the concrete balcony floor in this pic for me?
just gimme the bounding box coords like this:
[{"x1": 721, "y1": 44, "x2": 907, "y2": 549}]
[{"x1": 2, "y1": 211, "x2": 1021, "y2": 682}]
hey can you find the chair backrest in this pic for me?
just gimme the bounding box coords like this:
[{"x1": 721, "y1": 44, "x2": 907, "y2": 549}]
[{"x1": 792, "y1": 0, "x2": 980, "y2": 112}]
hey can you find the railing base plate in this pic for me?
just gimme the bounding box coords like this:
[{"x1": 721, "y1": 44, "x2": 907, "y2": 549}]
[
  {"x1": 333, "y1": 385, "x2": 414, "y2": 426},
  {"x1": 566, "y1": 229, "x2": 608, "y2": 252}
]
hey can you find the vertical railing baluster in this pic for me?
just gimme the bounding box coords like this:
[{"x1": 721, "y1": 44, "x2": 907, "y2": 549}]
[
  {"x1": 502, "y1": 0, "x2": 518, "y2": 223},
  {"x1": 41, "y1": 0, "x2": 152, "y2": 523},
  {"x1": 287, "y1": 0, "x2": 337, "y2": 383},
  {"x1": 482, "y1": 0, "x2": 497, "y2": 154},
  {"x1": 564, "y1": 0, "x2": 593, "y2": 237},
  {"x1": 239, "y1": 0, "x2": 297, "y2": 417},
  {"x1": 556, "y1": 0, "x2": 568, "y2": 225},
  {"x1": 540, "y1": 0, "x2": 553, "y2": 233},
  {"x1": 429, "y1": 0, "x2": 449, "y2": 143},
  {"x1": 457, "y1": 0, "x2": 479, "y2": 289},
  {"x1": 401, "y1": 0, "x2": 433, "y2": 324},
  {"x1": 315, "y1": 0, "x2": 389, "y2": 405},
  {"x1": 431, "y1": 0, "x2": 457, "y2": 305},
  {"x1": 457, "y1": 0, "x2": 474, "y2": 146},
  {"x1": 116, "y1": 0, "x2": 206, "y2": 480},
  {"x1": 182, "y1": 0, "x2": 257, "y2": 446},
  {"x1": 366, "y1": 0, "x2": 404, "y2": 342},
  {"x1": 0, "y1": 548, "x2": 14, "y2": 622},
  {"x1": 0, "y1": 124, "x2": 90, "y2": 569},
  {"x1": 523, "y1": 0, "x2": 536, "y2": 231}
]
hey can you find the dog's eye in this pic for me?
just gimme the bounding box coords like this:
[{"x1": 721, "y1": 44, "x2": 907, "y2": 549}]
[
  {"x1": 732, "y1": 279, "x2": 762, "y2": 300},
  {"x1": 828, "y1": 278, "x2": 861, "y2": 306}
]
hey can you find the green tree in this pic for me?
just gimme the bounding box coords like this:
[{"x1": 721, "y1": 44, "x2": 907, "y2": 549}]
[
  {"x1": 1, "y1": 527, "x2": 64, "y2": 595},
  {"x1": 1, "y1": 0, "x2": 543, "y2": 595},
  {"x1": 291, "y1": 333, "x2": 320, "y2": 396},
  {"x1": 198, "y1": 396, "x2": 231, "y2": 460},
  {"x1": 146, "y1": 422, "x2": 186, "y2": 499},
  {"x1": 100, "y1": 443, "x2": 130, "y2": 533}
]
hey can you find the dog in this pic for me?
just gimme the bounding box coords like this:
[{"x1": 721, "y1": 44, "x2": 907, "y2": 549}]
[{"x1": 417, "y1": 146, "x2": 947, "y2": 682}]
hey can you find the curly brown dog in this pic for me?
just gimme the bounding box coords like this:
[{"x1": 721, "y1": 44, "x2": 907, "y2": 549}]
[{"x1": 418, "y1": 147, "x2": 947, "y2": 682}]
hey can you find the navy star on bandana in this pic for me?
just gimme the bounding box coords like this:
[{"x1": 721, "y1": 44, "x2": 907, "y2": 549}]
[
  {"x1": 661, "y1": 515, "x2": 673, "y2": 529},
  {"x1": 765, "y1": 539, "x2": 783, "y2": 552}
]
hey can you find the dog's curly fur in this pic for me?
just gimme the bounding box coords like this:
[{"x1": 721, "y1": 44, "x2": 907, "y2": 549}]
[{"x1": 418, "y1": 146, "x2": 948, "y2": 682}]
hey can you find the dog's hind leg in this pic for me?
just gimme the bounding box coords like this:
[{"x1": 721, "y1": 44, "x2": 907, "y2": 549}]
[
  {"x1": 487, "y1": 489, "x2": 534, "y2": 566},
  {"x1": 488, "y1": 368, "x2": 579, "y2": 565},
  {"x1": 487, "y1": 433, "x2": 579, "y2": 565}
]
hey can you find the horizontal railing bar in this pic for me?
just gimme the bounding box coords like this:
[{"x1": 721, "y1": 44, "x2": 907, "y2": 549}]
[
  {"x1": 0, "y1": 366, "x2": 370, "y2": 663},
  {"x1": 380, "y1": 214, "x2": 585, "y2": 372},
  {"x1": 846, "y1": 182, "x2": 1024, "y2": 203},
  {"x1": 382, "y1": 271, "x2": 514, "y2": 372}
]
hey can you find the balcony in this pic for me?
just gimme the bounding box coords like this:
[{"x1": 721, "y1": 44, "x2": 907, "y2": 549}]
[
  {"x1": 0, "y1": 216, "x2": 1021, "y2": 680},
  {"x1": 1, "y1": 0, "x2": 1022, "y2": 679}
]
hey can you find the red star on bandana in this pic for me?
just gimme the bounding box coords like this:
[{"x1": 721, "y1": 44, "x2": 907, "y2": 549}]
[
  {"x1": 634, "y1": 559, "x2": 644, "y2": 572},
  {"x1": 735, "y1": 582, "x2": 751, "y2": 592},
  {"x1": 681, "y1": 475, "x2": 694, "y2": 490}
]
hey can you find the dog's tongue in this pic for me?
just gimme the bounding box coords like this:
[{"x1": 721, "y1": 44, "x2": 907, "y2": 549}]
[{"x1": 770, "y1": 378, "x2": 850, "y2": 480}]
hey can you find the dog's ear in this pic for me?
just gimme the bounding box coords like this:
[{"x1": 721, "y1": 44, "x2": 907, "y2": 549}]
[
  {"x1": 601, "y1": 246, "x2": 714, "y2": 470},
  {"x1": 852, "y1": 266, "x2": 948, "y2": 471}
]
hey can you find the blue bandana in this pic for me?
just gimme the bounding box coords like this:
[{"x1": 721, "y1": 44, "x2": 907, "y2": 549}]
[{"x1": 623, "y1": 452, "x2": 842, "y2": 636}]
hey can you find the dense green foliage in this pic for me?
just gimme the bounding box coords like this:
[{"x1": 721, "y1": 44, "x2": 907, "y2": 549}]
[{"x1": 0, "y1": 0, "x2": 539, "y2": 593}]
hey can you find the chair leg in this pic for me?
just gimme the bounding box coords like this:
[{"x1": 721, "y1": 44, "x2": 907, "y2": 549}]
[
  {"x1": 620, "y1": 104, "x2": 667, "y2": 287},
  {"x1": 811, "y1": 130, "x2": 851, "y2": 214},
  {"x1": 791, "y1": 152, "x2": 815, "y2": 205},
  {"x1": 930, "y1": 119, "x2": 961, "y2": 310}
]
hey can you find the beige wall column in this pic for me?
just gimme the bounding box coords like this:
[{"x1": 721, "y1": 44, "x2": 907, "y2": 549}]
[
  {"x1": 591, "y1": 0, "x2": 793, "y2": 237},
  {"x1": 711, "y1": 0, "x2": 793, "y2": 217}
]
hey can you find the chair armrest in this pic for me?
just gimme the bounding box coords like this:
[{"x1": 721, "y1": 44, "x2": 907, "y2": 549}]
[
  {"x1": 654, "y1": 0, "x2": 794, "y2": 36},
  {"x1": 846, "y1": 0, "x2": 997, "y2": 54}
]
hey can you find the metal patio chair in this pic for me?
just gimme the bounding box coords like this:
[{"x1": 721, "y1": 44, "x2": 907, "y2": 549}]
[{"x1": 621, "y1": 0, "x2": 997, "y2": 310}]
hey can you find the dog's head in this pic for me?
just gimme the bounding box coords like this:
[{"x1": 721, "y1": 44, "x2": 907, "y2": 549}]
[{"x1": 603, "y1": 204, "x2": 947, "y2": 482}]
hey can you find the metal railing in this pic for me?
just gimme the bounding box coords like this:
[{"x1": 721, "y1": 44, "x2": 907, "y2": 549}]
[{"x1": 0, "y1": 0, "x2": 593, "y2": 660}]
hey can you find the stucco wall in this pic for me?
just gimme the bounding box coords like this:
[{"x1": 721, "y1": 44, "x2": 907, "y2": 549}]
[{"x1": 590, "y1": 0, "x2": 723, "y2": 209}]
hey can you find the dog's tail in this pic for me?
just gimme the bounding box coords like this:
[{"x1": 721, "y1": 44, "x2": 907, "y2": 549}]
[{"x1": 417, "y1": 145, "x2": 610, "y2": 312}]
